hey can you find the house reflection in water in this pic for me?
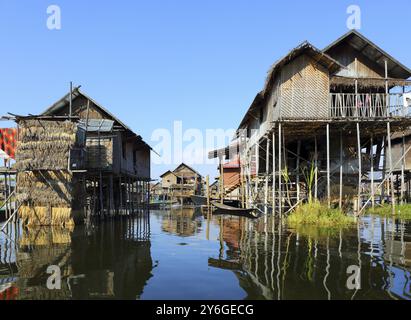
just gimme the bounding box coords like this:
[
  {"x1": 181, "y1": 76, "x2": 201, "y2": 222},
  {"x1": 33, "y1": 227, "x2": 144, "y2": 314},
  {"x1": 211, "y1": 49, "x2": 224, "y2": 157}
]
[
  {"x1": 2, "y1": 212, "x2": 153, "y2": 300},
  {"x1": 158, "y1": 208, "x2": 203, "y2": 237},
  {"x1": 209, "y1": 216, "x2": 411, "y2": 300}
]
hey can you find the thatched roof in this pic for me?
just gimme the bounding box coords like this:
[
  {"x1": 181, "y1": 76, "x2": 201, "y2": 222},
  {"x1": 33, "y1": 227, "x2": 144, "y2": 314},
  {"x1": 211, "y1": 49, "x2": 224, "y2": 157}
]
[
  {"x1": 41, "y1": 87, "x2": 153, "y2": 151},
  {"x1": 324, "y1": 30, "x2": 411, "y2": 79}
]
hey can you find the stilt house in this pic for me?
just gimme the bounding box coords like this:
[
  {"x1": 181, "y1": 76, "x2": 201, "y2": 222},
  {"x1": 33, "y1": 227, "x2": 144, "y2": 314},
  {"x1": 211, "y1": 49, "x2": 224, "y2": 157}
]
[{"x1": 210, "y1": 30, "x2": 411, "y2": 214}]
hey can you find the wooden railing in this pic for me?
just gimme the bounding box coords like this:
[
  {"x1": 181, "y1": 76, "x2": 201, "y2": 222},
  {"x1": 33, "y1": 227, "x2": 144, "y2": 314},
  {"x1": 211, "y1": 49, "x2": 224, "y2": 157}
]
[{"x1": 330, "y1": 93, "x2": 408, "y2": 119}]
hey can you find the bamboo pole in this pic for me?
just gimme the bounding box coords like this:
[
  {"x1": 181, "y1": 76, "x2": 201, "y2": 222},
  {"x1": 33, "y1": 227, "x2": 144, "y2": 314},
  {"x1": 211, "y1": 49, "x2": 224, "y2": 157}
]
[
  {"x1": 401, "y1": 134, "x2": 405, "y2": 204},
  {"x1": 296, "y1": 140, "x2": 301, "y2": 204},
  {"x1": 370, "y1": 134, "x2": 375, "y2": 209},
  {"x1": 318, "y1": 136, "x2": 320, "y2": 201},
  {"x1": 339, "y1": 130, "x2": 343, "y2": 210},
  {"x1": 255, "y1": 142, "x2": 259, "y2": 198},
  {"x1": 99, "y1": 171, "x2": 104, "y2": 217},
  {"x1": 272, "y1": 131, "x2": 276, "y2": 214},
  {"x1": 265, "y1": 138, "x2": 270, "y2": 211},
  {"x1": 326, "y1": 124, "x2": 331, "y2": 208},
  {"x1": 356, "y1": 123, "x2": 362, "y2": 214},
  {"x1": 206, "y1": 175, "x2": 210, "y2": 207},
  {"x1": 387, "y1": 122, "x2": 396, "y2": 214},
  {"x1": 359, "y1": 143, "x2": 411, "y2": 215},
  {"x1": 278, "y1": 124, "x2": 282, "y2": 216},
  {"x1": 219, "y1": 158, "x2": 223, "y2": 204}
]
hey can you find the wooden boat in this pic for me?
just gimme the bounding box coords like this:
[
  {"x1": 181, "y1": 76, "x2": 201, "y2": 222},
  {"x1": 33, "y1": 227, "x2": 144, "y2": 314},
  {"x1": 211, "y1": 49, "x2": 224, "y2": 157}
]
[
  {"x1": 211, "y1": 201, "x2": 259, "y2": 219},
  {"x1": 191, "y1": 195, "x2": 241, "y2": 208}
]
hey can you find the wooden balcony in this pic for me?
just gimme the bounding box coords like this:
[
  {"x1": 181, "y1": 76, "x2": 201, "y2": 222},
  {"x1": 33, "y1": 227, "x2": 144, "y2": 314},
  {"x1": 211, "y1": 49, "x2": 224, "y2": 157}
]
[{"x1": 329, "y1": 93, "x2": 409, "y2": 119}]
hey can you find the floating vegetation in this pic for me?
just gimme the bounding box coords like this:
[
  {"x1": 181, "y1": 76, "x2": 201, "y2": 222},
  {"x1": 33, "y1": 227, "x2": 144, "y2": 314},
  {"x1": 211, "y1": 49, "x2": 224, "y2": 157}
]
[
  {"x1": 287, "y1": 202, "x2": 356, "y2": 227},
  {"x1": 368, "y1": 204, "x2": 411, "y2": 220}
]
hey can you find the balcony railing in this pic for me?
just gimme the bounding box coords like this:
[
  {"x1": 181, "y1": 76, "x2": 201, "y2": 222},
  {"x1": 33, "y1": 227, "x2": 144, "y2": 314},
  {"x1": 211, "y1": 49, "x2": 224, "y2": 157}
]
[{"x1": 330, "y1": 93, "x2": 409, "y2": 119}]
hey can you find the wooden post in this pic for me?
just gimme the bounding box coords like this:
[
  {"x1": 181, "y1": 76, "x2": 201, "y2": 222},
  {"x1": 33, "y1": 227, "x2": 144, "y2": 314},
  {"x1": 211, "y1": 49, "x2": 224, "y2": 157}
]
[
  {"x1": 272, "y1": 131, "x2": 276, "y2": 214},
  {"x1": 255, "y1": 142, "x2": 259, "y2": 198},
  {"x1": 265, "y1": 138, "x2": 270, "y2": 211},
  {"x1": 219, "y1": 158, "x2": 224, "y2": 204},
  {"x1": 382, "y1": 138, "x2": 386, "y2": 204},
  {"x1": 99, "y1": 171, "x2": 104, "y2": 217},
  {"x1": 109, "y1": 174, "x2": 114, "y2": 216},
  {"x1": 69, "y1": 81, "x2": 73, "y2": 118},
  {"x1": 278, "y1": 124, "x2": 282, "y2": 216},
  {"x1": 401, "y1": 133, "x2": 405, "y2": 205},
  {"x1": 119, "y1": 176, "x2": 123, "y2": 215},
  {"x1": 206, "y1": 175, "x2": 210, "y2": 207},
  {"x1": 387, "y1": 122, "x2": 396, "y2": 214},
  {"x1": 314, "y1": 136, "x2": 318, "y2": 201},
  {"x1": 356, "y1": 123, "x2": 362, "y2": 214},
  {"x1": 326, "y1": 124, "x2": 331, "y2": 208},
  {"x1": 296, "y1": 140, "x2": 301, "y2": 203},
  {"x1": 339, "y1": 130, "x2": 343, "y2": 210},
  {"x1": 370, "y1": 134, "x2": 375, "y2": 209}
]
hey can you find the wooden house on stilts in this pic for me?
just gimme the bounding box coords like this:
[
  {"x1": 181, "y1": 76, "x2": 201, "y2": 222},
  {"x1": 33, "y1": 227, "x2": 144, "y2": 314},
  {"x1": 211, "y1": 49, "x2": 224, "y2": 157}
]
[
  {"x1": 209, "y1": 30, "x2": 411, "y2": 215},
  {"x1": 8, "y1": 86, "x2": 152, "y2": 227}
]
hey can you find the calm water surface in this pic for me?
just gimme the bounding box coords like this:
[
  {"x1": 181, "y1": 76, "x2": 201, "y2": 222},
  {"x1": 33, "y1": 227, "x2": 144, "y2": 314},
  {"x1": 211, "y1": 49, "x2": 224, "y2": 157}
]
[{"x1": 0, "y1": 208, "x2": 410, "y2": 300}]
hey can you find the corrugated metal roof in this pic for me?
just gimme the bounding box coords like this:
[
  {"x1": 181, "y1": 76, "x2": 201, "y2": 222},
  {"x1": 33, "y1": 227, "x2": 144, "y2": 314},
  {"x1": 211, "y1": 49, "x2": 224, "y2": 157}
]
[{"x1": 78, "y1": 119, "x2": 114, "y2": 132}]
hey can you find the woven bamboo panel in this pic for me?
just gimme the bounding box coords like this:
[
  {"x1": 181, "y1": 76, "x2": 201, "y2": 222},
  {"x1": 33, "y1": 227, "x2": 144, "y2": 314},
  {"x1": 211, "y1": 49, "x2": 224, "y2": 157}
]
[
  {"x1": 86, "y1": 138, "x2": 113, "y2": 169},
  {"x1": 280, "y1": 54, "x2": 329, "y2": 119}
]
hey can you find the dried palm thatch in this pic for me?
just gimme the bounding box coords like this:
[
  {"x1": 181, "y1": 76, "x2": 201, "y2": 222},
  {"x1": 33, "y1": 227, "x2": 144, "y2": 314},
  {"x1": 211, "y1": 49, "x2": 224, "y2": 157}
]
[
  {"x1": 15, "y1": 120, "x2": 77, "y2": 171},
  {"x1": 19, "y1": 206, "x2": 75, "y2": 227},
  {"x1": 14, "y1": 119, "x2": 87, "y2": 227},
  {"x1": 19, "y1": 226, "x2": 73, "y2": 247},
  {"x1": 16, "y1": 171, "x2": 73, "y2": 205}
]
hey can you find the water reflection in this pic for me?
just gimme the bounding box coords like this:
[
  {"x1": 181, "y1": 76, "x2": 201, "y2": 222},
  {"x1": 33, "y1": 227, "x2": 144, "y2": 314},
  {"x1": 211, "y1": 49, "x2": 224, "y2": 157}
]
[{"x1": 0, "y1": 209, "x2": 410, "y2": 300}]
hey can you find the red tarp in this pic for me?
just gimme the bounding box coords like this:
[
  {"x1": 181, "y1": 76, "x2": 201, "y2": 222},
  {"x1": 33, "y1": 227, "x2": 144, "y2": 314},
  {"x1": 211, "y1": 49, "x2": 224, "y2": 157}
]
[{"x1": 0, "y1": 128, "x2": 17, "y2": 159}]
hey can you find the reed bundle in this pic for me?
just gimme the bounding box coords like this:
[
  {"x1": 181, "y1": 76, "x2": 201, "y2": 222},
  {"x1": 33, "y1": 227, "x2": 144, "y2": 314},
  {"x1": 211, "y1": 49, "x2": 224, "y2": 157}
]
[
  {"x1": 15, "y1": 120, "x2": 77, "y2": 171},
  {"x1": 19, "y1": 205, "x2": 74, "y2": 227}
]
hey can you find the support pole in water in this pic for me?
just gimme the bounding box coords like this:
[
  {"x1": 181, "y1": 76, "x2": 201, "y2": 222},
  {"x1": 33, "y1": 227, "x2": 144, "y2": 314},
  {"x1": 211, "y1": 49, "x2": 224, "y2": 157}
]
[
  {"x1": 278, "y1": 124, "x2": 282, "y2": 216},
  {"x1": 326, "y1": 124, "x2": 330, "y2": 208}
]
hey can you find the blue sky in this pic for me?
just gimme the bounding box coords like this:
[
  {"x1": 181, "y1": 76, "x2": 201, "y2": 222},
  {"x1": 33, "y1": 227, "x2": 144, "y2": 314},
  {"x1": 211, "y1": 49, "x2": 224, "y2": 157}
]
[{"x1": 1, "y1": 0, "x2": 410, "y2": 180}]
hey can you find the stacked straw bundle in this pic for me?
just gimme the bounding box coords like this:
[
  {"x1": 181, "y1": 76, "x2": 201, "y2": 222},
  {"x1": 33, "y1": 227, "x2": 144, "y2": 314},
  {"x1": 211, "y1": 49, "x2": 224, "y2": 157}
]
[
  {"x1": 14, "y1": 120, "x2": 85, "y2": 227},
  {"x1": 15, "y1": 120, "x2": 77, "y2": 171}
]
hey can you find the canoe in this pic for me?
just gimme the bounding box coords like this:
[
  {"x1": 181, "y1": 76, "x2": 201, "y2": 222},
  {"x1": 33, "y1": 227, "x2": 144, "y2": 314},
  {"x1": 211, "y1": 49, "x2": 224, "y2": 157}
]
[
  {"x1": 191, "y1": 195, "x2": 241, "y2": 208},
  {"x1": 211, "y1": 201, "x2": 259, "y2": 219}
]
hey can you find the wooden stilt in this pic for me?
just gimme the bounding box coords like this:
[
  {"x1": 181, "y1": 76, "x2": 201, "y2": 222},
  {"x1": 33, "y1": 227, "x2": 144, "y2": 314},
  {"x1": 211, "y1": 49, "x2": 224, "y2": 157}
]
[
  {"x1": 401, "y1": 133, "x2": 405, "y2": 205},
  {"x1": 356, "y1": 123, "x2": 362, "y2": 214},
  {"x1": 326, "y1": 124, "x2": 331, "y2": 208},
  {"x1": 339, "y1": 130, "x2": 343, "y2": 210},
  {"x1": 296, "y1": 140, "x2": 301, "y2": 203},
  {"x1": 109, "y1": 174, "x2": 114, "y2": 216},
  {"x1": 255, "y1": 142, "x2": 259, "y2": 199},
  {"x1": 99, "y1": 171, "x2": 104, "y2": 216},
  {"x1": 387, "y1": 122, "x2": 396, "y2": 214},
  {"x1": 206, "y1": 175, "x2": 210, "y2": 207},
  {"x1": 278, "y1": 124, "x2": 282, "y2": 216},
  {"x1": 265, "y1": 137, "x2": 270, "y2": 211},
  {"x1": 219, "y1": 158, "x2": 224, "y2": 204},
  {"x1": 370, "y1": 134, "x2": 375, "y2": 209},
  {"x1": 314, "y1": 136, "x2": 318, "y2": 201},
  {"x1": 272, "y1": 131, "x2": 276, "y2": 214}
]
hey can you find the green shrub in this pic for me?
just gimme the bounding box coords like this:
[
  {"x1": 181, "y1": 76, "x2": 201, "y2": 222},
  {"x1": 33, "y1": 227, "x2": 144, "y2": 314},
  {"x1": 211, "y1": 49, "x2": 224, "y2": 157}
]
[
  {"x1": 368, "y1": 204, "x2": 411, "y2": 219},
  {"x1": 287, "y1": 201, "x2": 356, "y2": 227}
]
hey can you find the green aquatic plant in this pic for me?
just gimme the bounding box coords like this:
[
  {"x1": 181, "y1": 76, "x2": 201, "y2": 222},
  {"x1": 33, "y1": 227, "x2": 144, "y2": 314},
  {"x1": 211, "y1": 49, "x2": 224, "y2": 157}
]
[
  {"x1": 368, "y1": 204, "x2": 411, "y2": 220},
  {"x1": 287, "y1": 201, "x2": 355, "y2": 227},
  {"x1": 301, "y1": 159, "x2": 315, "y2": 203}
]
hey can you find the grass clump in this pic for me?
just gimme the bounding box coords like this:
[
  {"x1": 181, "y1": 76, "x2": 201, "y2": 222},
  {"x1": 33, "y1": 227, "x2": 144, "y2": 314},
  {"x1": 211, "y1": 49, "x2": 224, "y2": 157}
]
[
  {"x1": 368, "y1": 204, "x2": 411, "y2": 220},
  {"x1": 287, "y1": 201, "x2": 356, "y2": 227}
]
